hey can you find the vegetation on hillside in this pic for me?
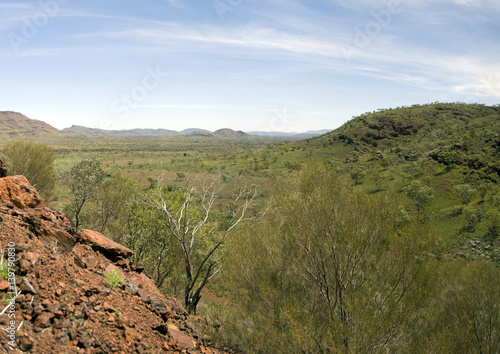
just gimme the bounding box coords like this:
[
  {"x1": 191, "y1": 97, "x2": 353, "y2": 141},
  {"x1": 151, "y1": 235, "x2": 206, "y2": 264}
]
[
  {"x1": 1, "y1": 140, "x2": 57, "y2": 200},
  {"x1": 2, "y1": 102, "x2": 500, "y2": 352}
]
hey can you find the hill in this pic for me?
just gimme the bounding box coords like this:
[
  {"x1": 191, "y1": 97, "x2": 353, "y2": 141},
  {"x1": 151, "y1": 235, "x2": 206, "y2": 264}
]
[
  {"x1": 212, "y1": 129, "x2": 248, "y2": 138},
  {"x1": 0, "y1": 161, "x2": 227, "y2": 353},
  {"x1": 262, "y1": 103, "x2": 500, "y2": 261},
  {"x1": 64, "y1": 126, "x2": 250, "y2": 139},
  {"x1": 63, "y1": 125, "x2": 327, "y2": 139},
  {"x1": 247, "y1": 129, "x2": 332, "y2": 139},
  {"x1": 63, "y1": 126, "x2": 212, "y2": 137},
  {"x1": 0, "y1": 112, "x2": 68, "y2": 141}
]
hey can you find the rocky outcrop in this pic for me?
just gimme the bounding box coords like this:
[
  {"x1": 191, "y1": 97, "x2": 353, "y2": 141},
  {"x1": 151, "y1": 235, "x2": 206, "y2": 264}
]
[
  {"x1": 0, "y1": 171, "x2": 226, "y2": 353},
  {"x1": 0, "y1": 176, "x2": 42, "y2": 209},
  {"x1": 79, "y1": 229, "x2": 134, "y2": 261},
  {"x1": 0, "y1": 157, "x2": 7, "y2": 177}
]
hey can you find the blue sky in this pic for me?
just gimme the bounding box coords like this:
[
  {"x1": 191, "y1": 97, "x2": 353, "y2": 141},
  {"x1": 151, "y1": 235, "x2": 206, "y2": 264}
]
[{"x1": 0, "y1": 0, "x2": 499, "y2": 132}]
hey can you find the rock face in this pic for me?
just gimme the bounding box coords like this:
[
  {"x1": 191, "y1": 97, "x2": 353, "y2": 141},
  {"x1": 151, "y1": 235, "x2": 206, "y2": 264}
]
[
  {"x1": 0, "y1": 172, "x2": 226, "y2": 353},
  {"x1": 0, "y1": 157, "x2": 7, "y2": 177},
  {"x1": 0, "y1": 175, "x2": 42, "y2": 209},
  {"x1": 79, "y1": 229, "x2": 134, "y2": 260}
]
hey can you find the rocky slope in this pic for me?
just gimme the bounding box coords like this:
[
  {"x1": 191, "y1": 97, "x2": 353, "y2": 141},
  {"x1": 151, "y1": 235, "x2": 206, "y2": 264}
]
[
  {"x1": 0, "y1": 112, "x2": 69, "y2": 142},
  {"x1": 0, "y1": 158, "x2": 225, "y2": 353}
]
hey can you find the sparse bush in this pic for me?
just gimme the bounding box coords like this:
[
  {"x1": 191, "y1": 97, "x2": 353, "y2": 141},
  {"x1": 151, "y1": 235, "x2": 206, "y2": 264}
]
[
  {"x1": 1, "y1": 140, "x2": 56, "y2": 200},
  {"x1": 104, "y1": 269, "x2": 124, "y2": 289},
  {"x1": 403, "y1": 180, "x2": 434, "y2": 219},
  {"x1": 147, "y1": 176, "x2": 158, "y2": 189},
  {"x1": 350, "y1": 166, "x2": 366, "y2": 185},
  {"x1": 486, "y1": 209, "x2": 500, "y2": 238},
  {"x1": 454, "y1": 184, "x2": 477, "y2": 205},
  {"x1": 64, "y1": 158, "x2": 106, "y2": 228},
  {"x1": 463, "y1": 206, "x2": 482, "y2": 231},
  {"x1": 0, "y1": 248, "x2": 8, "y2": 279}
]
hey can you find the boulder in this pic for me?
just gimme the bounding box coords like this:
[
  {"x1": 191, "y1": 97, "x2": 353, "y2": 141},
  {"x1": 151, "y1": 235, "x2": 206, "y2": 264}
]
[
  {"x1": 79, "y1": 229, "x2": 134, "y2": 261},
  {"x1": 0, "y1": 157, "x2": 7, "y2": 178},
  {"x1": 167, "y1": 323, "x2": 196, "y2": 350},
  {"x1": 0, "y1": 176, "x2": 43, "y2": 209}
]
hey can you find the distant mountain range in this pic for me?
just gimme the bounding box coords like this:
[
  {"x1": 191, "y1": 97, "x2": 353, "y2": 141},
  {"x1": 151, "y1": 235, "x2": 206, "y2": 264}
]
[
  {"x1": 247, "y1": 129, "x2": 332, "y2": 139},
  {"x1": 0, "y1": 111, "x2": 331, "y2": 141},
  {"x1": 63, "y1": 126, "x2": 331, "y2": 139}
]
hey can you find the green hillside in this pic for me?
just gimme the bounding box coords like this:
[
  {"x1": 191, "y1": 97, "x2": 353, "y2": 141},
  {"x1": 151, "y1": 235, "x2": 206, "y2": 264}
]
[{"x1": 261, "y1": 103, "x2": 500, "y2": 261}]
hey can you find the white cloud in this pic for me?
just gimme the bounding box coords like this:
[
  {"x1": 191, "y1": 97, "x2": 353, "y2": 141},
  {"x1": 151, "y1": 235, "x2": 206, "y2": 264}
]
[{"x1": 454, "y1": 0, "x2": 480, "y2": 7}]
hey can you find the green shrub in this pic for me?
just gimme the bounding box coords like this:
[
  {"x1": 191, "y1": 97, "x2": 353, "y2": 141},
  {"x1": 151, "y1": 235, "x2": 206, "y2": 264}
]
[
  {"x1": 104, "y1": 269, "x2": 124, "y2": 289},
  {"x1": 1, "y1": 140, "x2": 56, "y2": 200},
  {"x1": 454, "y1": 184, "x2": 477, "y2": 205}
]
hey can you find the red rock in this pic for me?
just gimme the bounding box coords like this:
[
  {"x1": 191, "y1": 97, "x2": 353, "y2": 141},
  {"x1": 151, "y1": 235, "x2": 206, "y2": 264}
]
[
  {"x1": 0, "y1": 175, "x2": 42, "y2": 209},
  {"x1": 0, "y1": 278, "x2": 9, "y2": 291},
  {"x1": 19, "y1": 258, "x2": 31, "y2": 273},
  {"x1": 124, "y1": 327, "x2": 138, "y2": 343},
  {"x1": 34, "y1": 312, "x2": 55, "y2": 330},
  {"x1": 167, "y1": 323, "x2": 196, "y2": 350},
  {"x1": 79, "y1": 229, "x2": 134, "y2": 260},
  {"x1": 24, "y1": 252, "x2": 41, "y2": 267},
  {"x1": 103, "y1": 302, "x2": 115, "y2": 312}
]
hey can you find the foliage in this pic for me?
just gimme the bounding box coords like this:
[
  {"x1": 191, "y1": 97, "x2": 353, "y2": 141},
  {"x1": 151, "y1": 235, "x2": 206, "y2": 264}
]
[
  {"x1": 0, "y1": 248, "x2": 8, "y2": 279},
  {"x1": 116, "y1": 196, "x2": 181, "y2": 292},
  {"x1": 350, "y1": 166, "x2": 366, "y2": 185},
  {"x1": 78, "y1": 171, "x2": 137, "y2": 234},
  {"x1": 1, "y1": 140, "x2": 56, "y2": 200},
  {"x1": 463, "y1": 206, "x2": 482, "y2": 231},
  {"x1": 63, "y1": 158, "x2": 106, "y2": 228},
  {"x1": 142, "y1": 175, "x2": 255, "y2": 314},
  {"x1": 225, "y1": 166, "x2": 436, "y2": 352},
  {"x1": 403, "y1": 180, "x2": 434, "y2": 219},
  {"x1": 454, "y1": 184, "x2": 477, "y2": 205},
  {"x1": 104, "y1": 269, "x2": 125, "y2": 289},
  {"x1": 417, "y1": 260, "x2": 500, "y2": 353},
  {"x1": 486, "y1": 209, "x2": 500, "y2": 238},
  {"x1": 147, "y1": 176, "x2": 158, "y2": 189}
]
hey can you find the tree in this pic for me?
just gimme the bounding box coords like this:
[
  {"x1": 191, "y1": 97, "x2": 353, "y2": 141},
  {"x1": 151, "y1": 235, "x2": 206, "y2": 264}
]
[
  {"x1": 1, "y1": 140, "x2": 56, "y2": 200},
  {"x1": 143, "y1": 175, "x2": 255, "y2": 314},
  {"x1": 421, "y1": 260, "x2": 500, "y2": 353},
  {"x1": 118, "y1": 198, "x2": 181, "y2": 291},
  {"x1": 64, "y1": 158, "x2": 106, "y2": 228},
  {"x1": 350, "y1": 166, "x2": 366, "y2": 185},
  {"x1": 80, "y1": 171, "x2": 137, "y2": 234},
  {"x1": 462, "y1": 206, "x2": 482, "y2": 232},
  {"x1": 486, "y1": 209, "x2": 500, "y2": 238},
  {"x1": 403, "y1": 180, "x2": 434, "y2": 219},
  {"x1": 454, "y1": 184, "x2": 477, "y2": 205},
  {"x1": 229, "y1": 166, "x2": 435, "y2": 352}
]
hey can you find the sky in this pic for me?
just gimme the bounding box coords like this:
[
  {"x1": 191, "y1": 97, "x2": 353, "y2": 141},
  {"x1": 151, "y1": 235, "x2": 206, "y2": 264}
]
[{"x1": 0, "y1": 0, "x2": 499, "y2": 133}]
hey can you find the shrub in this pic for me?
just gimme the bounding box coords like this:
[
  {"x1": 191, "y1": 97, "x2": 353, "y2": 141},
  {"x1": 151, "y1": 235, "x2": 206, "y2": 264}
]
[
  {"x1": 104, "y1": 269, "x2": 124, "y2": 289},
  {"x1": 0, "y1": 248, "x2": 8, "y2": 279},
  {"x1": 1, "y1": 140, "x2": 56, "y2": 200},
  {"x1": 486, "y1": 209, "x2": 500, "y2": 238},
  {"x1": 454, "y1": 184, "x2": 477, "y2": 205}
]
